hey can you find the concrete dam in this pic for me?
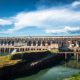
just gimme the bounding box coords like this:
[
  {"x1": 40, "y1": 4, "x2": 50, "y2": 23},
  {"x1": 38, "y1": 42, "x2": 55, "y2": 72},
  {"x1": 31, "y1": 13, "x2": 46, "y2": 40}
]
[{"x1": 0, "y1": 36, "x2": 80, "y2": 53}]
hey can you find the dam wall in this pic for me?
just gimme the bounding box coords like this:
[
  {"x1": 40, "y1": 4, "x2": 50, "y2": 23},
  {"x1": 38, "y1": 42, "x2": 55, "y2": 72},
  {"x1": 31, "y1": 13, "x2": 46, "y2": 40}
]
[{"x1": 0, "y1": 36, "x2": 80, "y2": 54}]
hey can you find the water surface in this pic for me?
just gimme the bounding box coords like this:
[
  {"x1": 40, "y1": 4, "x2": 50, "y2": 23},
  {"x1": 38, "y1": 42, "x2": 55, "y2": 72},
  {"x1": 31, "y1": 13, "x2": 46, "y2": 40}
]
[{"x1": 15, "y1": 62, "x2": 80, "y2": 80}]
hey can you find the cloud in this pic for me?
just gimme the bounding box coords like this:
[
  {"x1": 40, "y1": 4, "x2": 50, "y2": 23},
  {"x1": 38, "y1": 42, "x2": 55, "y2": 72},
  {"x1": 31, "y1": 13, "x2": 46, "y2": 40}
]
[
  {"x1": 9, "y1": 8, "x2": 80, "y2": 32},
  {"x1": 45, "y1": 26, "x2": 80, "y2": 34},
  {"x1": 71, "y1": 1, "x2": 80, "y2": 8},
  {"x1": 0, "y1": 7, "x2": 80, "y2": 35},
  {"x1": 0, "y1": 19, "x2": 12, "y2": 25}
]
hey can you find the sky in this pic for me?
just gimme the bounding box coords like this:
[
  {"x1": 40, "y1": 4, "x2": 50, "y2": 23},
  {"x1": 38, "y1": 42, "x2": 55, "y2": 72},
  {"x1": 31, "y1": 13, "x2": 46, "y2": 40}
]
[{"x1": 0, "y1": 0, "x2": 80, "y2": 37}]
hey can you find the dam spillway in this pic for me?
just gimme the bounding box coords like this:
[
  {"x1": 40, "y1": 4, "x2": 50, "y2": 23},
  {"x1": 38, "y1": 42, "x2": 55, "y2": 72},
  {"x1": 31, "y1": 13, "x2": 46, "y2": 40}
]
[{"x1": 0, "y1": 36, "x2": 80, "y2": 53}]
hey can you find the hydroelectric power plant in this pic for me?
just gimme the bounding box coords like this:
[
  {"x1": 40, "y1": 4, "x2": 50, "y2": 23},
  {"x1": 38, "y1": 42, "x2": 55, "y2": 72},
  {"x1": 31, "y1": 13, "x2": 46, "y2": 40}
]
[
  {"x1": 0, "y1": 36, "x2": 80, "y2": 53},
  {"x1": 0, "y1": 36, "x2": 80, "y2": 80}
]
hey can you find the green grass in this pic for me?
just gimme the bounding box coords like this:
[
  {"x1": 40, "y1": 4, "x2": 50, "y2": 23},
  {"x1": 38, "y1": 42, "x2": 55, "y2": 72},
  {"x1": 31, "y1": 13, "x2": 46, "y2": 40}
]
[
  {"x1": 16, "y1": 50, "x2": 48, "y2": 53},
  {"x1": 64, "y1": 73, "x2": 80, "y2": 80},
  {"x1": 50, "y1": 49, "x2": 59, "y2": 53},
  {"x1": 0, "y1": 55, "x2": 21, "y2": 68}
]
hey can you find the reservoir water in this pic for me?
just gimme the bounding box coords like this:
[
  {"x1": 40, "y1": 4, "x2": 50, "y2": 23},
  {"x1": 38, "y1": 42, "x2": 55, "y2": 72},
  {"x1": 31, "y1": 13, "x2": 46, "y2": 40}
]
[{"x1": 15, "y1": 61, "x2": 80, "y2": 80}]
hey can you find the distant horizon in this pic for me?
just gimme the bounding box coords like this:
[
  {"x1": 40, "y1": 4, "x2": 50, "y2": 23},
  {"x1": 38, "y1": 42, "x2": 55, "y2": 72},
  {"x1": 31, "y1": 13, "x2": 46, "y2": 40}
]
[
  {"x1": 0, "y1": 35, "x2": 80, "y2": 38},
  {"x1": 0, "y1": 0, "x2": 80, "y2": 37}
]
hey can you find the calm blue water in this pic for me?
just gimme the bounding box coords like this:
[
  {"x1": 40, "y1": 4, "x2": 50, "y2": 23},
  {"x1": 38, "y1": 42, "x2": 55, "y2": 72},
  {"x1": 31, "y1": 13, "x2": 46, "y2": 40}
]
[{"x1": 15, "y1": 65, "x2": 80, "y2": 80}]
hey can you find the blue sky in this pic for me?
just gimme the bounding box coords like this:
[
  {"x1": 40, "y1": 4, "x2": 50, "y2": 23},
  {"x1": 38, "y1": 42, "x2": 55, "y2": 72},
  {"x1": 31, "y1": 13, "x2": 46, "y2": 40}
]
[{"x1": 0, "y1": 0, "x2": 80, "y2": 36}]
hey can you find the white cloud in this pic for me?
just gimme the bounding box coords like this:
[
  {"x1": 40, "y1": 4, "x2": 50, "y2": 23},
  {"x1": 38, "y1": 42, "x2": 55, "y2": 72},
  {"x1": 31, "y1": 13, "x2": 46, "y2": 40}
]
[
  {"x1": 45, "y1": 26, "x2": 80, "y2": 34},
  {"x1": 71, "y1": 1, "x2": 80, "y2": 8},
  {"x1": 0, "y1": 7, "x2": 80, "y2": 35},
  {"x1": 9, "y1": 8, "x2": 80, "y2": 32},
  {"x1": 0, "y1": 19, "x2": 12, "y2": 25}
]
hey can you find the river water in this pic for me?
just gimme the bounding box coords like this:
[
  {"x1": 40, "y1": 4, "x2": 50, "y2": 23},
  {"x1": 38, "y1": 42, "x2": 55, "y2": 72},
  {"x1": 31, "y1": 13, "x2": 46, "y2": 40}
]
[{"x1": 15, "y1": 61, "x2": 80, "y2": 80}]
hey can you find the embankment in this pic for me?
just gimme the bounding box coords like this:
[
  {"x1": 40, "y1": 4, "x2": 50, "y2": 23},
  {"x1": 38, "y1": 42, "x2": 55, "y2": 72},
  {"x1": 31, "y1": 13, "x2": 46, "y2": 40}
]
[{"x1": 0, "y1": 51, "x2": 66, "y2": 80}]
